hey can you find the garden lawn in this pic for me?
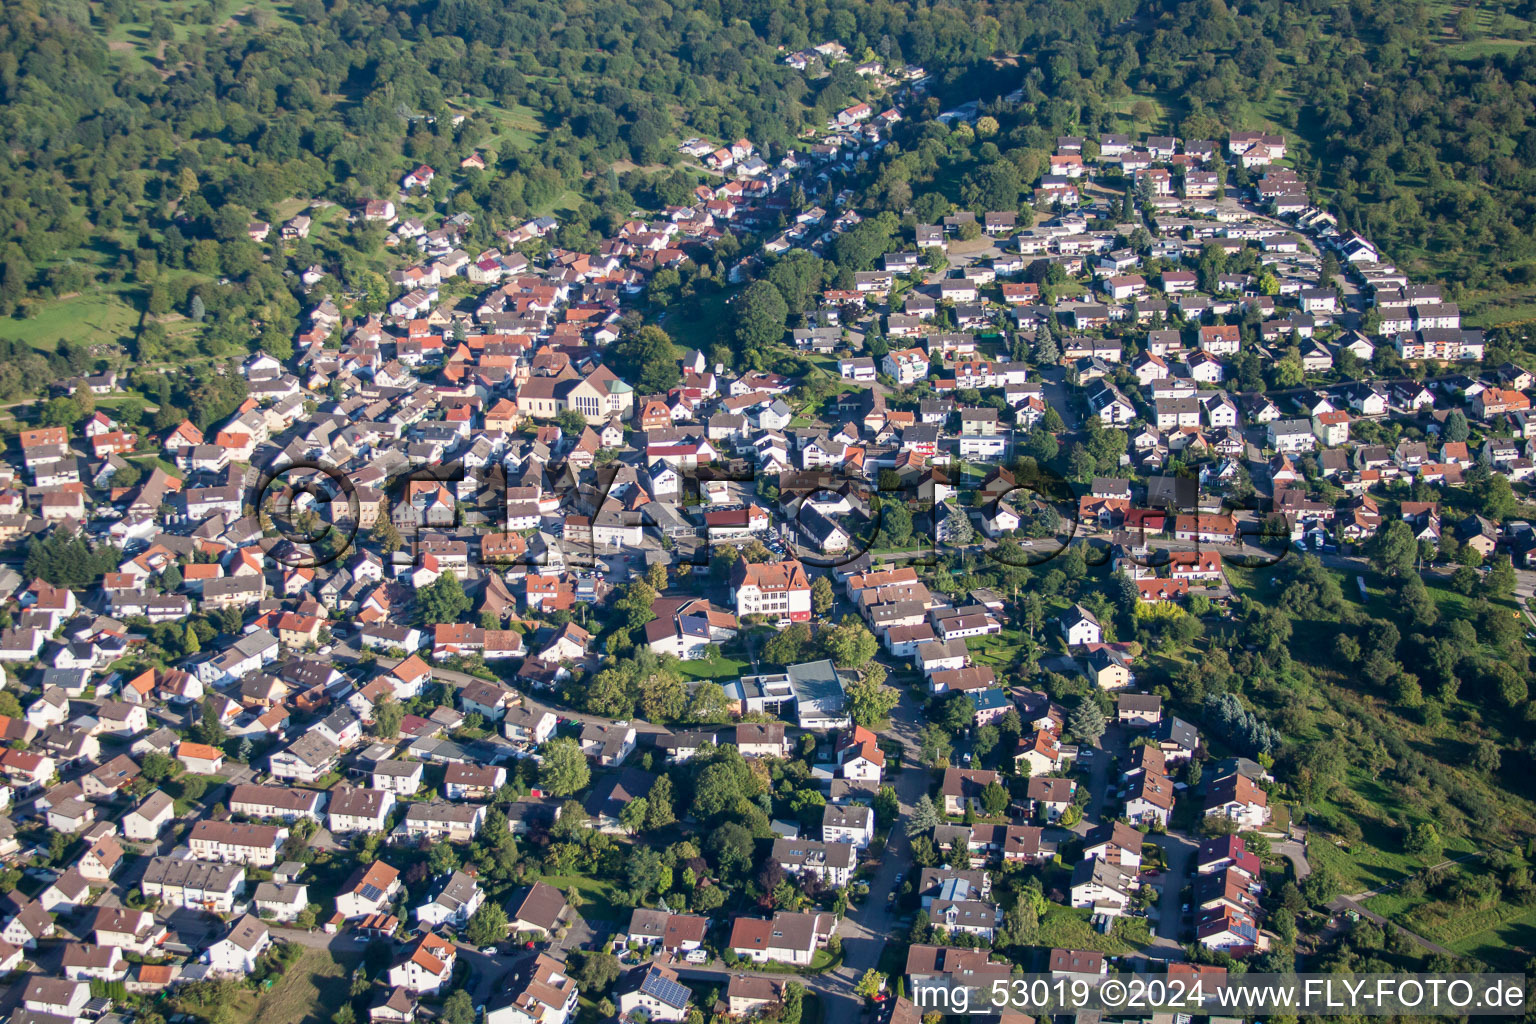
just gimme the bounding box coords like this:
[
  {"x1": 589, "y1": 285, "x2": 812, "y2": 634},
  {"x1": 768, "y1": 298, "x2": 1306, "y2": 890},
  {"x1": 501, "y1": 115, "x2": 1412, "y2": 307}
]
[
  {"x1": 1036, "y1": 905, "x2": 1150, "y2": 954},
  {"x1": 966, "y1": 628, "x2": 1034, "y2": 672},
  {"x1": 678, "y1": 653, "x2": 750, "y2": 681},
  {"x1": 536, "y1": 874, "x2": 624, "y2": 923}
]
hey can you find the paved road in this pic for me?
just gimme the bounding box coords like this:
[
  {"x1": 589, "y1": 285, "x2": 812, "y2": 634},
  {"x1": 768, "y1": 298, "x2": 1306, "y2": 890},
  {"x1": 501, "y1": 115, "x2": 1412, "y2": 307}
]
[
  {"x1": 1037, "y1": 366, "x2": 1081, "y2": 430},
  {"x1": 813, "y1": 691, "x2": 931, "y2": 1016}
]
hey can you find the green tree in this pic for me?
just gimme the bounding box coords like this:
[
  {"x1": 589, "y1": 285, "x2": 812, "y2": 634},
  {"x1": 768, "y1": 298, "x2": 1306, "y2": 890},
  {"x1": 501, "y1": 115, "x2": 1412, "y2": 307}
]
[
  {"x1": 761, "y1": 620, "x2": 811, "y2": 669},
  {"x1": 1370, "y1": 520, "x2": 1418, "y2": 577},
  {"x1": 733, "y1": 280, "x2": 789, "y2": 360},
  {"x1": 766, "y1": 250, "x2": 828, "y2": 313},
  {"x1": 820, "y1": 617, "x2": 878, "y2": 668},
  {"x1": 576, "y1": 951, "x2": 622, "y2": 993},
  {"x1": 615, "y1": 580, "x2": 659, "y2": 631},
  {"x1": 1482, "y1": 555, "x2": 1516, "y2": 599},
  {"x1": 1025, "y1": 426, "x2": 1059, "y2": 463},
  {"x1": 1067, "y1": 696, "x2": 1106, "y2": 744},
  {"x1": 645, "y1": 775, "x2": 676, "y2": 830},
  {"x1": 944, "y1": 506, "x2": 974, "y2": 546},
  {"x1": 626, "y1": 845, "x2": 666, "y2": 900},
  {"x1": 973, "y1": 724, "x2": 999, "y2": 762},
  {"x1": 465, "y1": 901, "x2": 509, "y2": 947},
  {"x1": 844, "y1": 673, "x2": 899, "y2": 727},
  {"x1": 969, "y1": 161, "x2": 1021, "y2": 213},
  {"x1": 1404, "y1": 822, "x2": 1443, "y2": 862},
  {"x1": 1442, "y1": 409, "x2": 1470, "y2": 443},
  {"x1": 880, "y1": 502, "x2": 914, "y2": 547},
  {"x1": 1068, "y1": 443, "x2": 1095, "y2": 481},
  {"x1": 940, "y1": 693, "x2": 976, "y2": 734},
  {"x1": 417, "y1": 571, "x2": 471, "y2": 625},
  {"x1": 373, "y1": 521, "x2": 403, "y2": 555},
  {"x1": 811, "y1": 576, "x2": 835, "y2": 615},
  {"x1": 1035, "y1": 321, "x2": 1060, "y2": 364},
  {"x1": 781, "y1": 984, "x2": 804, "y2": 1024},
  {"x1": 610, "y1": 325, "x2": 681, "y2": 393},
  {"x1": 440, "y1": 992, "x2": 476, "y2": 1024},
  {"x1": 1474, "y1": 472, "x2": 1518, "y2": 520},
  {"x1": 638, "y1": 666, "x2": 687, "y2": 721},
  {"x1": 371, "y1": 697, "x2": 404, "y2": 739},
  {"x1": 688, "y1": 682, "x2": 734, "y2": 723},
  {"x1": 919, "y1": 724, "x2": 953, "y2": 768},
  {"x1": 906, "y1": 794, "x2": 941, "y2": 835},
  {"x1": 855, "y1": 970, "x2": 886, "y2": 1001},
  {"x1": 537, "y1": 737, "x2": 591, "y2": 796},
  {"x1": 141, "y1": 750, "x2": 180, "y2": 782},
  {"x1": 428, "y1": 842, "x2": 460, "y2": 875},
  {"x1": 195, "y1": 696, "x2": 227, "y2": 746},
  {"x1": 619, "y1": 797, "x2": 649, "y2": 834}
]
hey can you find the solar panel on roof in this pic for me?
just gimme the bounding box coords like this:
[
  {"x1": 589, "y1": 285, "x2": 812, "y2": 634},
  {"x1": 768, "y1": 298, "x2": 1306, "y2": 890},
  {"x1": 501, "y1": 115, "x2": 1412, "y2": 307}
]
[
  {"x1": 641, "y1": 972, "x2": 691, "y2": 1008},
  {"x1": 360, "y1": 883, "x2": 384, "y2": 901}
]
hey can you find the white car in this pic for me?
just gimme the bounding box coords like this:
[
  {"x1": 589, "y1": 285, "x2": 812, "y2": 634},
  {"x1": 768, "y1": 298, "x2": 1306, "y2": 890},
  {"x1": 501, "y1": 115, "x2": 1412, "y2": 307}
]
[{"x1": 480, "y1": 945, "x2": 499, "y2": 955}]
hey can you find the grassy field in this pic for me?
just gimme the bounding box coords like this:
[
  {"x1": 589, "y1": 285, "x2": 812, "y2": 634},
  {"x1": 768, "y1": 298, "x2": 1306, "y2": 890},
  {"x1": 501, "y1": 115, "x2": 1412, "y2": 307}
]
[
  {"x1": 1361, "y1": 858, "x2": 1536, "y2": 970},
  {"x1": 1306, "y1": 792, "x2": 1479, "y2": 897},
  {"x1": 104, "y1": 0, "x2": 299, "y2": 68},
  {"x1": 252, "y1": 948, "x2": 358, "y2": 1024},
  {"x1": 1449, "y1": 907, "x2": 1536, "y2": 970},
  {"x1": 1225, "y1": 556, "x2": 1534, "y2": 900},
  {"x1": 457, "y1": 98, "x2": 550, "y2": 154},
  {"x1": 660, "y1": 288, "x2": 731, "y2": 356},
  {"x1": 2, "y1": 288, "x2": 140, "y2": 350},
  {"x1": 1101, "y1": 93, "x2": 1178, "y2": 135}
]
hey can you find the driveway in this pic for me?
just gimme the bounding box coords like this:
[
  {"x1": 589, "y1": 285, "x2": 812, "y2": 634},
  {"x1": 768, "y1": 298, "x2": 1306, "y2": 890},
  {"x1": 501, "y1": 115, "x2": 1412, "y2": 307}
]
[{"x1": 1275, "y1": 838, "x2": 1312, "y2": 880}]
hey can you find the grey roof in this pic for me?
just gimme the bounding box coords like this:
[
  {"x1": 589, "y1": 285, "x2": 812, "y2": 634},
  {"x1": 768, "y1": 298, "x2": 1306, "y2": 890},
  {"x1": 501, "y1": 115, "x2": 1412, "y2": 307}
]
[
  {"x1": 142, "y1": 857, "x2": 244, "y2": 892},
  {"x1": 254, "y1": 881, "x2": 307, "y2": 906},
  {"x1": 1071, "y1": 857, "x2": 1134, "y2": 891},
  {"x1": 786, "y1": 659, "x2": 851, "y2": 716},
  {"x1": 283, "y1": 731, "x2": 340, "y2": 767},
  {"x1": 1156, "y1": 715, "x2": 1200, "y2": 751},
  {"x1": 772, "y1": 838, "x2": 857, "y2": 871},
  {"x1": 428, "y1": 870, "x2": 481, "y2": 911}
]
